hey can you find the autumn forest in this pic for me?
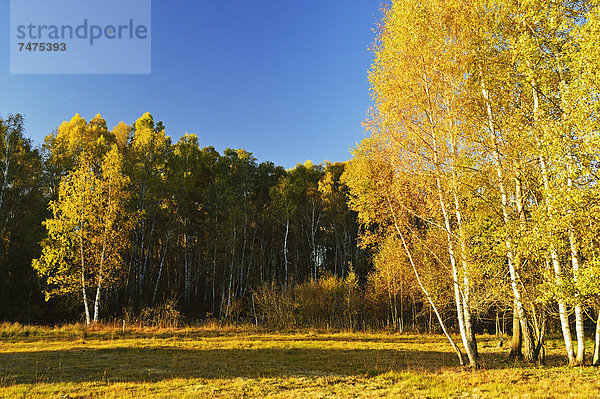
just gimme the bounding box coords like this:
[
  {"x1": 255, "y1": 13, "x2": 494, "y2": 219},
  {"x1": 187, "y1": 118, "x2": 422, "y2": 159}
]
[{"x1": 3, "y1": 1, "x2": 600, "y2": 394}]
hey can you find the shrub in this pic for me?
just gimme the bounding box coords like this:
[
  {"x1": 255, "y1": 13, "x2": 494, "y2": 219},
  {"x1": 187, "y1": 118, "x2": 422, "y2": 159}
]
[
  {"x1": 253, "y1": 284, "x2": 296, "y2": 329},
  {"x1": 139, "y1": 298, "x2": 182, "y2": 328},
  {"x1": 255, "y1": 268, "x2": 363, "y2": 330}
]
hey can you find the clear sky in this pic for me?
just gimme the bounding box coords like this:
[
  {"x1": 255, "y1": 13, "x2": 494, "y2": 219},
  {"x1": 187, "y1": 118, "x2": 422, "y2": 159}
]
[{"x1": 1, "y1": 1, "x2": 383, "y2": 168}]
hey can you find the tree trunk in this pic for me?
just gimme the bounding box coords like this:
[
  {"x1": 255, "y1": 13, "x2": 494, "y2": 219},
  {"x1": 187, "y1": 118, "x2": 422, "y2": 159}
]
[
  {"x1": 242, "y1": 224, "x2": 256, "y2": 298},
  {"x1": 450, "y1": 158, "x2": 479, "y2": 363},
  {"x1": 212, "y1": 242, "x2": 217, "y2": 315},
  {"x1": 567, "y1": 164, "x2": 585, "y2": 365},
  {"x1": 0, "y1": 138, "x2": 10, "y2": 212},
  {"x1": 509, "y1": 172, "x2": 526, "y2": 359},
  {"x1": 93, "y1": 278, "x2": 102, "y2": 323},
  {"x1": 437, "y1": 173, "x2": 477, "y2": 367},
  {"x1": 152, "y1": 228, "x2": 173, "y2": 305},
  {"x1": 481, "y1": 78, "x2": 536, "y2": 362},
  {"x1": 80, "y1": 230, "x2": 90, "y2": 326},
  {"x1": 93, "y1": 242, "x2": 106, "y2": 323},
  {"x1": 569, "y1": 229, "x2": 585, "y2": 365},
  {"x1": 509, "y1": 306, "x2": 522, "y2": 358},
  {"x1": 94, "y1": 180, "x2": 114, "y2": 324},
  {"x1": 212, "y1": 210, "x2": 218, "y2": 314},
  {"x1": 399, "y1": 282, "x2": 404, "y2": 333},
  {"x1": 426, "y1": 79, "x2": 478, "y2": 367},
  {"x1": 79, "y1": 171, "x2": 91, "y2": 326},
  {"x1": 283, "y1": 210, "x2": 289, "y2": 289},
  {"x1": 239, "y1": 219, "x2": 247, "y2": 297},
  {"x1": 539, "y1": 152, "x2": 575, "y2": 364},
  {"x1": 593, "y1": 311, "x2": 600, "y2": 366},
  {"x1": 387, "y1": 198, "x2": 465, "y2": 366},
  {"x1": 184, "y1": 228, "x2": 190, "y2": 306},
  {"x1": 529, "y1": 77, "x2": 575, "y2": 364}
]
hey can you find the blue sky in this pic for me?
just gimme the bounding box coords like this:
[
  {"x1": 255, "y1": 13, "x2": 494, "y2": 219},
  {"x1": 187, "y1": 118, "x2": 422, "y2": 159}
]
[{"x1": 1, "y1": 1, "x2": 383, "y2": 168}]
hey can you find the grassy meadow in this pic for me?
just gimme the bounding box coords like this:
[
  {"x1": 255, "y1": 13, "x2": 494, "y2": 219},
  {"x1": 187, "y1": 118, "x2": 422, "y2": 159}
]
[{"x1": 0, "y1": 323, "x2": 599, "y2": 398}]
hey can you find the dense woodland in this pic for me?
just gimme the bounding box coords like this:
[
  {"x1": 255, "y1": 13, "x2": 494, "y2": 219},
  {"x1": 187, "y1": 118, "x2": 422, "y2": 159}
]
[
  {"x1": 0, "y1": 112, "x2": 372, "y2": 323},
  {"x1": 3, "y1": 0, "x2": 600, "y2": 370}
]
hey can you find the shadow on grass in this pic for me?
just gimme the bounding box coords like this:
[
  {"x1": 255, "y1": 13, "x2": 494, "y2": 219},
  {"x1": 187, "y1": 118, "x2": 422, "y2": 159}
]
[
  {"x1": 0, "y1": 344, "x2": 569, "y2": 385},
  {"x1": 0, "y1": 346, "x2": 456, "y2": 384}
]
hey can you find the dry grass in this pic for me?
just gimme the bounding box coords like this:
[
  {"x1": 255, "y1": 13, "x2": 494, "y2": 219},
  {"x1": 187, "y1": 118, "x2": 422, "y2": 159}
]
[{"x1": 0, "y1": 323, "x2": 598, "y2": 398}]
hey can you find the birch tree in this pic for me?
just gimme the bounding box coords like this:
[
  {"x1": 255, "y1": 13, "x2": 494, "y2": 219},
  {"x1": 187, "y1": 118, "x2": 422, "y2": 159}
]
[
  {"x1": 33, "y1": 146, "x2": 133, "y2": 324},
  {"x1": 364, "y1": 0, "x2": 482, "y2": 366}
]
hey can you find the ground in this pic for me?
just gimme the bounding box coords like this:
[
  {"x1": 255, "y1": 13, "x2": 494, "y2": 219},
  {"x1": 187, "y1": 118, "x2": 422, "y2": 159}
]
[{"x1": 0, "y1": 323, "x2": 598, "y2": 398}]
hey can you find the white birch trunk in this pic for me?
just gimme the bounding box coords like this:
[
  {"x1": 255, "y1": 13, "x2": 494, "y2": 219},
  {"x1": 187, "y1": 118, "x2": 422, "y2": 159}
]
[
  {"x1": 566, "y1": 156, "x2": 585, "y2": 365},
  {"x1": 569, "y1": 217, "x2": 585, "y2": 365},
  {"x1": 450, "y1": 133, "x2": 479, "y2": 363},
  {"x1": 283, "y1": 209, "x2": 289, "y2": 289},
  {"x1": 387, "y1": 198, "x2": 465, "y2": 366},
  {"x1": 538, "y1": 147, "x2": 575, "y2": 364},
  {"x1": 80, "y1": 170, "x2": 91, "y2": 325},
  {"x1": 0, "y1": 139, "x2": 10, "y2": 212},
  {"x1": 509, "y1": 170, "x2": 527, "y2": 358},
  {"x1": 425, "y1": 79, "x2": 478, "y2": 367},
  {"x1": 435, "y1": 173, "x2": 477, "y2": 366},
  {"x1": 81, "y1": 242, "x2": 91, "y2": 326},
  {"x1": 481, "y1": 78, "x2": 536, "y2": 361},
  {"x1": 529, "y1": 77, "x2": 575, "y2": 363},
  {"x1": 152, "y1": 228, "x2": 173, "y2": 305}
]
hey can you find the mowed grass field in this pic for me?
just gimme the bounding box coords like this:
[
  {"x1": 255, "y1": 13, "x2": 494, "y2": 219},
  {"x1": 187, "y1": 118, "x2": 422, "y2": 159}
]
[{"x1": 0, "y1": 324, "x2": 599, "y2": 398}]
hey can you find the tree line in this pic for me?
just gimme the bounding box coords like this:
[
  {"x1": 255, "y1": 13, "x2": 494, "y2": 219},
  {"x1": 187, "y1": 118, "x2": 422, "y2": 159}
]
[
  {"x1": 0, "y1": 112, "x2": 374, "y2": 324},
  {"x1": 344, "y1": 0, "x2": 600, "y2": 367}
]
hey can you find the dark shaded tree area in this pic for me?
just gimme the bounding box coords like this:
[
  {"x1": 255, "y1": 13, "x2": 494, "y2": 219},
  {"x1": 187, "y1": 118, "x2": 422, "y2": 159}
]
[{"x1": 0, "y1": 115, "x2": 47, "y2": 319}]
